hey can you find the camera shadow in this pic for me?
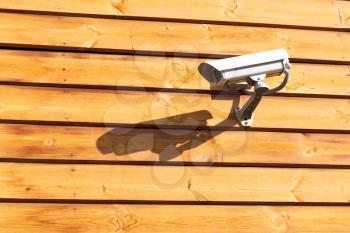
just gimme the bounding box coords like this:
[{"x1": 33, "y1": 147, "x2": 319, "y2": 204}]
[{"x1": 96, "y1": 94, "x2": 241, "y2": 161}]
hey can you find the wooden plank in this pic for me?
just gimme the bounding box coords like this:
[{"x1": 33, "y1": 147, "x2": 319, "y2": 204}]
[
  {"x1": 0, "y1": 85, "x2": 349, "y2": 130},
  {"x1": 0, "y1": 13, "x2": 350, "y2": 62},
  {"x1": 1, "y1": 50, "x2": 350, "y2": 96},
  {"x1": 1, "y1": 124, "x2": 350, "y2": 165},
  {"x1": 0, "y1": 0, "x2": 348, "y2": 29},
  {"x1": 337, "y1": 0, "x2": 350, "y2": 28},
  {"x1": 1, "y1": 162, "x2": 350, "y2": 202},
  {"x1": 1, "y1": 204, "x2": 350, "y2": 233}
]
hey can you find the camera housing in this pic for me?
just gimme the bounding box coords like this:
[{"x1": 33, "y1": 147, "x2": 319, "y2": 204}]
[
  {"x1": 198, "y1": 49, "x2": 290, "y2": 86},
  {"x1": 198, "y1": 49, "x2": 291, "y2": 127}
]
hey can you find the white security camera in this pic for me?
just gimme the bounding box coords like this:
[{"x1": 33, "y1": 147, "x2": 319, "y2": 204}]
[{"x1": 198, "y1": 49, "x2": 291, "y2": 127}]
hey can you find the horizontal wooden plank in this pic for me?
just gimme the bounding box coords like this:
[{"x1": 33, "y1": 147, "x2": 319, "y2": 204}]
[
  {"x1": 1, "y1": 50, "x2": 350, "y2": 96},
  {"x1": 1, "y1": 124, "x2": 350, "y2": 165},
  {"x1": 0, "y1": 13, "x2": 350, "y2": 62},
  {"x1": 1, "y1": 204, "x2": 350, "y2": 233},
  {"x1": 0, "y1": 0, "x2": 348, "y2": 30},
  {"x1": 1, "y1": 162, "x2": 350, "y2": 202},
  {"x1": 338, "y1": 0, "x2": 350, "y2": 28},
  {"x1": 0, "y1": 85, "x2": 349, "y2": 130}
]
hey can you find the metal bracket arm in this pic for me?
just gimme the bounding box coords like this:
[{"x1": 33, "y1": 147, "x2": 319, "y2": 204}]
[
  {"x1": 235, "y1": 90, "x2": 262, "y2": 127},
  {"x1": 233, "y1": 64, "x2": 290, "y2": 127},
  {"x1": 235, "y1": 81, "x2": 268, "y2": 127}
]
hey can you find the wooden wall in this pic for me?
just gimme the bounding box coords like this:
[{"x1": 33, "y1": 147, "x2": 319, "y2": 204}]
[{"x1": 0, "y1": 0, "x2": 350, "y2": 232}]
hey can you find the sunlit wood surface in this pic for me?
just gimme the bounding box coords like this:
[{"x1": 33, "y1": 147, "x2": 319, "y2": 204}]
[{"x1": 0, "y1": 1, "x2": 350, "y2": 232}]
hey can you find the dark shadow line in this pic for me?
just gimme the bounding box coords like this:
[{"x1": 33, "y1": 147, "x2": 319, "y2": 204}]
[
  {"x1": 1, "y1": 81, "x2": 349, "y2": 99},
  {"x1": 0, "y1": 45, "x2": 349, "y2": 65},
  {"x1": 0, "y1": 198, "x2": 350, "y2": 206},
  {"x1": 0, "y1": 8, "x2": 349, "y2": 33},
  {"x1": 1, "y1": 158, "x2": 350, "y2": 169},
  {"x1": 1, "y1": 119, "x2": 350, "y2": 134}
]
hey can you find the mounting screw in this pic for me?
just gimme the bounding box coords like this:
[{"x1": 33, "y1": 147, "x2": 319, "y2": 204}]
[{"x1": 285, "y1": 62, "x2": 292, "y2": 69}]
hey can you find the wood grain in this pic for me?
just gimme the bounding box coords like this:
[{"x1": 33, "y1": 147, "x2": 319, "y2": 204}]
[
  {"x1": 0, "y1": 85, "x2": 349, "y2": 130},
  {"x1": 1, "y1": 124, "x2": 350, "y2": 165},
  {"x1": 1, "y1": 204, "x2": 350, "y2": 233},
  {"x1": 337, "y1": 0, "x2": 350, "y2": 28},
  {"x1": 1, "y1": 50, "x2": 350, "y2": 96},
  {"x1": 1, "y1": 1, "x2": 349, "y2": 231},
  {"x1": 0, "y1": 13, "x2": 350, "y2": 62},
  {"x1": 0, "y1": 0, "x2": 348, "y2": 29},
  {"x1": 1, "y1": 162, "x2": 350, "y2": 202}
]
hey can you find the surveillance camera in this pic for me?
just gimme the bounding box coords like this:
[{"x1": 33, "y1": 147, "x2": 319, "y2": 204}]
[
  {"x1": 198, "y1": 49, "x2": 290, "y2": 86},
  {"x1": 198, "y1": 49, "x2": 291, "y2": 127}
]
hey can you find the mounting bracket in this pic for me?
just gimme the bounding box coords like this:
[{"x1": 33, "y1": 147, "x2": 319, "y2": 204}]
[{"x1": 232, "y1": 64, "x2": 290, "y2": 127}]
